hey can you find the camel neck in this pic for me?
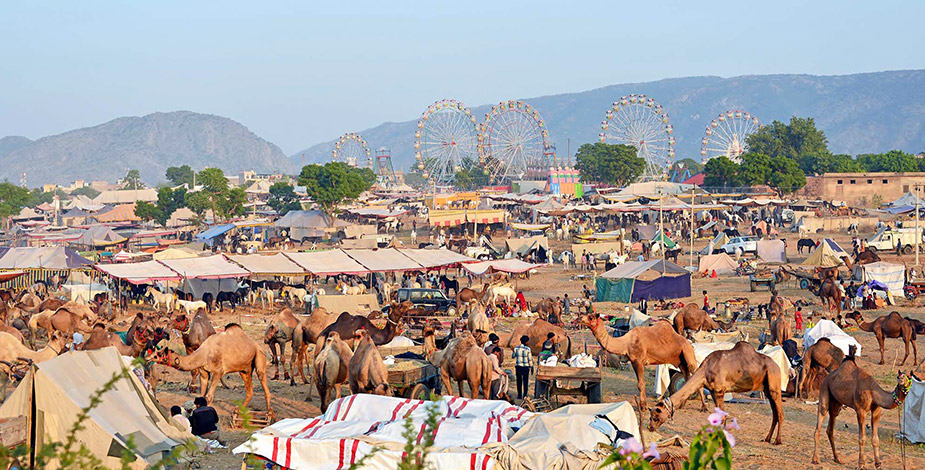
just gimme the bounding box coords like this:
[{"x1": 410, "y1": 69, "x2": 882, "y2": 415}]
[
  {"x1": 590, "y1": 323, "x2": 628, "y2": 355},
  {"x1": 872, "y1": 383, "x2": 901, "y2": 409},
  {"x1": 173, "y1": 349, "x2": 207, "y2": 371}
]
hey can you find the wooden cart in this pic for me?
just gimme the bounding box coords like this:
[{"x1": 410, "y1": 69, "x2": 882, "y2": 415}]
[
  {"x1": 387, "y1": 359, "x2": 439, "y2": 400},
  {"x1": 749, "y1": 275, "x2": 775, "y2": 291},
  {"x1": 534, "y1": 365, "x2": 602, "y2": 407}
]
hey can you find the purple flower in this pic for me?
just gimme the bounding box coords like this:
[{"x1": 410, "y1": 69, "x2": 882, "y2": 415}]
[
  {"x1": 642, "y1": 443, "x2": 660, "y2": 460},
  {"x1": 723, "y1": 429, "x2": 736, "y2": 447},
  {"x1": 707, "y1": 408, "x2": 728, "y2": 426},
  {"x1": 725, "y1": 417, "x2": 739, "y2": 430},
  {"x1": 619, "y1": 437, "x2": 643, "y2": 455}
]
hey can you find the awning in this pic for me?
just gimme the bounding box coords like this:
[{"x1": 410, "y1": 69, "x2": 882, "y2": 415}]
[
  {"x1": 0, "y1": 271, "x2": 26, "y2": 283},
  {"x1": 284, "y1": 250, "x2": 370, "y2": 276},
  {"x1": 346, "y1": 208, "x2": 409, "y2": 218},
  {"x1": 225, "y1": 253, "x2": 308, "y2": 276},
  {"x1": 428, "y1": 210, "x2": 505, "y2": 228},
  {"x1": 132, "y1": 229, "x2": 178, "y2": 239},
  {"x1": 95, "y1": 261, "x2": 182, "y2": 284},
  {"x1": 343, "y1": 249, "x2": 423, "y2": 272},
  {"x1": 509, "y1": 223, "x2": 550, "y2": 231},
  {"x1": 158, "y1": 255, "x2": 250, "y2": 279},
  {"x1": 601, "y1": 259, "x2": 689, "y2": 279},
  {"x1": 195, "y1": 224, "x2": 236, "y2": 240},
  {"x1": 0, "y1": 247, "x2": 94, "y2": 269},
  {"x1": 396, "y1": 249, "x2": 477, "y2": 269},
  {"x1": 461, "y1": 259, "x2": 543, "y2": 275}
]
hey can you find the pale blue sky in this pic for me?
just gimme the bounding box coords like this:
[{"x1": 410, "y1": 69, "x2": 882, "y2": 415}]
[{"x1": 1, "y1": 1, "x2": 922, "y2": 154}]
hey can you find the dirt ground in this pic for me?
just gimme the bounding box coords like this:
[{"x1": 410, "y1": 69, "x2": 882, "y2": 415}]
[{"x1": 145, "y1": 228, "x2": 925, "y2": 470}]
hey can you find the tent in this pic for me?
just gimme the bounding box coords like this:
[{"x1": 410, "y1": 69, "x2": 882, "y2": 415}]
[
  {"x1": 152, "y1": 247, "x2": 202, "y2": 260},
  {"x1": 887, "y1": 192, "x2": 925, "y2": 208},
  {"x1": 903, "y1": 376, "x2": 925, "y2": 443},
  {"x1": 852, "y1": 261, "x2": 905, "y2": 294},
  {"x1": 0, "y1": 246, "x2": 93, "y2": 269},
  {"x1": 801, "y1": 240, "x2": 845, "y2": 267},
  {"x1": 505, "y1": 236, "x2": 549, "y2": 261},
  {"x1": 0, "y1": 347, "x2": 194, "y2": 469},
  {"x1": 194, "y1": 223, "x2": 236, "y2": 241},
  {"x1": 819, "y1": 238, "x2": 848, "y2": 256},
  {"x1": 461, "y1": 259, "x2": 543, "y2": 276},
  {"x1": 274, "y1": 210, "x2": 336, "y2": 229},
  {"x1": 803, "y1": 320, "x2": 862, "y2": 356},
  {"x1": 96, "y1": 260, "x2": 182, "y2": 284},
  {"x1": 756, "y1": 239, "x2": 787, "y2": 263},
  {"x1": 95, "y1": 203, "x2": 139, "y2": 222},
  {"x1": 343, "y1": 248, "x2": 422, "y2": 272},
  {"x1": 226, "y1": 253, "x2": 308, "y2": 276},
  {"x1": 74, "y1": 225, "x2": 128, "y2": 247},
  {"x1": 159, "y1": 254, "x2": 250, "y2": 279},
  {"x1": 698, "y1": 253, "x2": 737, "y2": 274},
  {"x1": 284, "y1": 250, "x2": 369, "y2": 276},
  {"x1": 701, "y1": 232, "x2": 729, "y2": 255},
  {"x1": 396, "y1": 248, "x2": 476, "y2": 269},
  {"x1": 597, "y1": 260, "x2": 691, "y2": 303},
  {"x1": 651, "y1": 230, "x2": 677, "y2": 249}
]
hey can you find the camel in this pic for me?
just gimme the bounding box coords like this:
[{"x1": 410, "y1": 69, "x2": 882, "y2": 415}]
[
  {"x1": 846, "y1": 310, "x2": 917, "y2": 366},
  {"x1": 534, "y1": 297, "x2": 562, "y2": 322},
  {"x1": 672, "y1": 304, "x2": 725, "y2": 336},
  {"x1": 0, "y1": 330, "x2": 68, "y2": 365},
  {"x1": 337, "y1": 281, "x2": 366, "y2": 296},
  {"x1": 315, "y1": 331, "x2": 353, "y2": 410},
  {"x1": 146, "y1": 286, "x2": 174, "y2": 313},
  {"x1": 347, "y1": 330, "x2": 390, "y2": 396},
  {"x1": 812, "y1": 346, "x2": 912, "y2": 469},
  {"x1": 581, "y1": 314, "x2": 698, "y2": 410},
  {"x1": 151, "y1": 323, "x2": 273, "y2": 414},
  {"x1": 455, "y1": 284, "x2": 488, "y2": 315},
  {"x1": 854, "y1": 250, "x2": 881, "y2": 266},
  {"x1": 769, "y1": 313, "x2": 792, "y2": 347},
  {"x1": 649, "y1": 342, "x2": 783, "y2": 445},
  {"x1": 467, "y1": 306, "x2": 492, "y2": 343},
  {"x1": 814, "y1": 278, "x2": 842, "y2": 314},
  {"x1": 30, "y1": 302, "x2": 97, "y2": 339},
  {"x1": 500, "y1": 319, "x2": 572, "y2": 358},
  {"x1": 175, "y1": 299, "x2": 208, "y2": 315},
  {"x1": 316, "y1": 304, "x2": 405, "y2": 352},
  {"x1": 169, "y1": 309, "x2": 232, "y2": 393},
  {"x1": 798, "y1": 338, "x2": 844, "y2": 399},
  {"x1": 0, "y1": 324, "x2": 24, "y2": 344},
  {"x1": 81, "y1": 323, "x2": 143, "y2": 356},
  {"x1": 437, "y1": 331, "x2": 491, "y2": 399},
  {"x1": 264, "y1": 308, "x2": 300, "y2": 380},
  {"x1": 290, "y1": 307, "x2": 339, "y2": 387}
]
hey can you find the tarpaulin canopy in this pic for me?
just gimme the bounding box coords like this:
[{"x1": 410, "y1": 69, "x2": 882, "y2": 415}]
[
  {"x1": 598, "y1": 260, "x2": 691, "y2": 303},
  {"x1": 902, "y1": 377, "x2": 925, "y2": 443},
  {"x1": 887, "y1": 192, "x2": 925, "y2": 208},
  {"x1": 0, "y1": 246, "x2": 93, "y2": 269},
  {"x1": 74, "y1": 225, "x2": 128, "y2": 247},
  {"x1": 95, "y1": 203, "x2": 139, "y2": 222},
  {"x1": 275, "y1": 210, "x2": 336, "y2": 229},
  {"x1": 0, "y1": 270, "x2": 25, "y2": 283},
  {"x1": 159, "y1": 254, "x2": 250, "y2": 279},
  {"x1": 505, "y1": 236, "x2": 549, "y2": 257},
  {"x1": 428, "y1": 209, "x2": 505, "y2": 227},
  {"x1": 575, "y1": 230, "x2": 622, "y2": 241},
  {"x1": 195, "y1": 223, "x2": 236, "y2": 240},
  {"x1": 95, "y1": 260, "x2": 182, "y2": 284},
  {"x1": 396, "y1": 248, "x2": 477, "y2": 269},
  {"x1": 343, "y1": 248, "x2": 422, "y2": 272},
  {"x1": 509, "y1": 223, "x2": 551, "y2": 231},
  {"x1": 651, "y1": 230, "x2": 677, "y2": 249},
  {"x1": 698, "y1": 253, "x2": 737, "y2": 274},
  {"x1": 852, "y1": 261, "x2": 905, "y2": 294},
  {"x1": 462, "y1": 259, "x2": 543, "y2": 275},
  {"x1": 152, "y1": 247, "x2": 202, "y2": 260},
  {"x1": 226, "y1": 253, "x2": 308, "y2": 276},
  {"x1": 819, "y1": 238, "x2": 848, "y2": 255},
  {"x1": 801, "y1": 240, "x2": 845, "y2": 267},
  {"x1": 756, "y1": 239, "x2": 787, "y2": 263},
  {"x1": 600, "y1": 259, "x2": 689, "y2": 279},
  {"x1": 284, "y1": 250, "x2": 370, "y2": 275},
  {"x1": 803, "y1": 320, "x2": 862, "y2": 356}
]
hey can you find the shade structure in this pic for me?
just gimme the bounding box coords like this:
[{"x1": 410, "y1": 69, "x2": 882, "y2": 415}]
[
  {"x1": 756, "y1": 239, "x2": 787, "y2": 263},
  {"x1": 195, "y1": 223, "x2": 236, "y2": 240},
  {"x1": 852, "y1": 261, "x2": 905, "y2": 294},
  {"x1": 74, "y1": 225, "x2": 127, "y2": 247},
  {"x1": 95, "y1": 203, "x2": 139, "y2": 222},
  {"x1": 225, "y1": 253, "x2": 308, "y2": 276},
  {"x1": 345, "y1": 208, "x2": 409, "y2": 218},
  {"x1": 274, "y1": 210, "x2": 336, "y2": 229},
  {"x1": 0, "y1": 270, "x2": 25, "y2": 283},
  {"x1": 152, "y1": 247, "x2": 201, "y2": 260},
  {"x1": 159, "y1": 254, "x2": 250, "y2": 279},
  {"x1": 903, "y1": 377, "x2": 925, "y2": 443},
  {"x1": 396, "y1": 248, "x2": 477, "y2": 269},
  {"x1": 0, "y1": 246, "x2": 93, "y2": 269},
  {"x1": 801, "y1": 240, "x2": 845, "y2": 267},
  {"x1": 95, "y1": 260, "x2": 182, "y2": 284},
  {"x1": 597, "y1": 259, "x2": 691, "y2": 303},
  {"x1": 343, "y1": 248, "x2": 422, "y2": 272},
  {"x1": 284, "y1": 250, "x2": 369, "y2": 276},
  {"x1": 461, "y1": 259, "x2": 543, "y2": 275}
]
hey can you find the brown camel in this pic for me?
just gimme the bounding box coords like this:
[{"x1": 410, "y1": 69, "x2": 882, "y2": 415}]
[
  {"x1": 581, "y1": 314, "x2": 698, "y2": 410},
  {"x1": 649, "y1": 342, "x2": 783, "y2": 445},
  {"x1": 814, "y1": 278, "x2": 843, "y2": 315},
  {"x1": 767, "y1": 289, "x2": 784, "y2": 321},
  {"x1": 315, "y1": 331, "x2": 353, "y2": 411},
  {"x1": 0, "y1": 330, "x2": 68, "y2": 365},
  {"x1": 264, "y1": 307, "x2": 300, "y2": 381},
  {"x1": 499, "y1": 318, "x2": 572, "y2": 357},
  {"x1": 812, "y1": 346, "x2": 912, "y2": 469},
  {"x1": 769, "y1": 313, "x2": 792, "y2": 346},
  {"x1": 467, "y1": 305, "x2": 493, "y2": 345},
  {"x1": 672, "y1": 304, "x2": 724, "y2": 336},
  {"x1": 30, "y1": 302, "x2": 97, "y2": 338},
  {"x1": 455, "y1": 284, "x2": 489, "y2": 315},
  {"x1": 316, "y1": 304, "x2": 405, "y2": 352},
  {"x1": 347, "y1": 330, "x2": 391, "y2": 396},
  {"x1": 798, "y1": 338, "x2": 844, "y2": 399},
  {"x1": 854, "y1": 250, "x2": 881, "y2": 265},
  {"x1": 534, "y1": 297, "x2": 562, "y2": 323},
  {"x1": 846, "y1": 310, "x2": 917, "y2": 366},
  {"x1": 168, "y1": 309, "x2": 233, "y2": 393},
  {"x1": 81, "y1": 323, "x2": 144, "y2": 356},
  {"x1": 437, "y1": 331, "x2": 491, "y2": 399},
  {"x1": 290, "y1": 307, "x2": 339, "y2": 386},
  {"x1": 151, "y1": 323, "x2": 273, "y2": 414}
]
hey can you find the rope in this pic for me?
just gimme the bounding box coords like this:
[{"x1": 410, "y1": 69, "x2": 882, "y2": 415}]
[{"x1": 900, "y1": 405, "x2": 906, "y2": 470}]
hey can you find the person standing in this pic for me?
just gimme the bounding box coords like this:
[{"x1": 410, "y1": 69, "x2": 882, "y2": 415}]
[
  {"x1": 512, "y1": 335, "x2": 533, "y2": 399},
  {"x1": 702, "y1": 290, "x2": 710, "y2": 312},
  {"x1": 562, "y1": 294, "x2": 570, "y2": 317},
  {"x1": 488, "y1": 346, "x2": 505, "y2": 400},
  {"x1": 794, "y1": 306, "x2": 804, "y2": 334}
]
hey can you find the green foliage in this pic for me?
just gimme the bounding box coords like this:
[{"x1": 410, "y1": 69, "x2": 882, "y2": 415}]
[
  {"x1": 70, "y1": 186, "x2": 102, "y2": 199},
  {"x1": 856, "y1": 150, "x2": 919, "y2": 173},
  {"x1": 197, "y1": 168, "x2": 229, "y2": 193},
  {"x1": 747, "y1": 116, "x2": 829, "y2": 161},
  {"x1": 297, "y1": 162, "x2": 374, "y2": 213},
  {"x1": 0, "y1": 182, "x2": 31, "y2": 218},
  {"x1": 165, "y1": 165, "x2": 195, "y2": 187},
  {"x1": 268, "y1": 182, "x2": 302, "y2": 215},
  {"x1": 122, "y1": 169, "x2": 144, "y2": 190},
  {"x1": 454, "y1": 158, "x2": 490, "y2": 190},
  {"x1": 768, "y1": 155, "x2": 806, "y2": 195},
  {"x1": 702, "y1": 156, "x2": 739, "y2": 189},
  {"x1": 575, "y1": 142, "x2": 645, "y2": 185},
  {"x1": 134, "y1": 200, "x2": 162, "y2": 223},
  {"x1": 735, "y1": 153, "x2": 772, "y2": 186},
  {"x1": 184, "y1": 191, "x2": 212, "y2": 217},
  {"x1": 217, "y1": 187, "x2": 248, "y2": 219},
  {"x1": 798, "y1": 153, "x2": 863, "y2": 175},
  {"x1": 26, "y1": 187, "x2": 55, "y2": 207}
]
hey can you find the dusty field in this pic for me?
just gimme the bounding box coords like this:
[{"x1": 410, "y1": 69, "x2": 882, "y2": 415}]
[{"x1": 145, "y1": 229, "x2": 925, "y2": 470}]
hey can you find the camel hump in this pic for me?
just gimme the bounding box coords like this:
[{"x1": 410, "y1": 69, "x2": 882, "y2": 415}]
[
  {"x1": 224, "y1": 323, "x2": 243, "y2": 331},
  {"x1": 817, "y1": 337, "x2": 832, "y2": 345}
]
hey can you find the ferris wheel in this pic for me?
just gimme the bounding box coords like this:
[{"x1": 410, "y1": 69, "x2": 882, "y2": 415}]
[
  {"x1": 599, "y1": 94, "x2": 675, "y2": 181},
  {"x1": 477, "y1": 100, "x2": 551, "y2": 183},
  {"x1": 414, "y1": 99, "x2": 479, "y2": 186},
  {"x1": 332, "y1": 132, "x2": 372, "y2": 167},
  {"x1": 700, "y1": 110, "x2": 761, "y2": 163}
]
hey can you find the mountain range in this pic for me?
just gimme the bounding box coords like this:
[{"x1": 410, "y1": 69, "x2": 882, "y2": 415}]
[{"x1": 291, "y1": 70, "x2": 925, "y2": 171}]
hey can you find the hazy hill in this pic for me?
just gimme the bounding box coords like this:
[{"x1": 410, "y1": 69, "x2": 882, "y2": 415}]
[
  {"x1": 0, "y1": 111, "x2": 295, "y2": 185},
  {"x1": 291, "y1": 70, "x2": 925, "y2": 171}
]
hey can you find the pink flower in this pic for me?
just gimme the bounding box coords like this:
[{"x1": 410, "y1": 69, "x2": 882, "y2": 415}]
[
  {"x1": 723, "y1": 429, "x2": 736, "y2": 447},
  {"x1": 642, "y1": 443, "x2": 660, "y2": 460},
  {"x1": 725, "y1": 417, "x2": 739, "y2": 430},
  {"x1": 707, "y1": 408, "x2": 728, "y2": 426},
  {"x1": 619, "y1": 437, "x2": 643, "y2": 456}
]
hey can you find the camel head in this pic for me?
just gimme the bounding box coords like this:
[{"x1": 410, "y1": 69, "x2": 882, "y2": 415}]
[
  {"x1": 147, "y1": 346, "x2": 175, "y2": 366},
  {"x1": 894, "y1": 371, "x2": 914, "y2": 405},
  {"x1": 264, "y1": 323, "x2": 278, "y2": 343},
  {"x1": 648, "y1": 400, "x2": 673, "y2": 431},
  {"x1": 845, "y1": 310, "x2": 863, "y2": 325},
  {"x1": 578, "y1": 313, "x2": 602, "y2": 330},
  {"x1": 373, "y1": 383, "x2": 392, "y2": 396},
  {"x1": 48, "y1": 331, "x2": 69, "y2": 355}
]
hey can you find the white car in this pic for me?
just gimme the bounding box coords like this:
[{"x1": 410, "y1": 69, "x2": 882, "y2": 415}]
[{"x1": 721, "y1": 236, "x2": 759, "y2": 256}]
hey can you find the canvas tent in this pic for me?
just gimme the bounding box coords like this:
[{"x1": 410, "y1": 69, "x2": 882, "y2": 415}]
[
  {"x1": 701, "y1": 232, "x2": 729, "y2": 255},
  {"x1": 887, "y1": 192, "x2": 925, "y2": 208},
  {"x1": 396, "y1": 248, "x2": 476, "y2": 269},
  {"x1": 0, "y1": 246, "x2": 93, "y2": 269},
  {"x1": 152, "y1": 247, "x2": 202, "y2": 260},
  {"x1": 343, "y1": 248, "x2": 422, "y2": 272},
  {"x1": 803, "y1": 320, "x2": 862, "y2": 356},
  {"x1": 284, "y1": 250, "x2": 369, "y2": 276},
  {"x1": 226, "y1": 253, "x2": 308, "y2": 276},
  {"x1": 801, "y1": 240, "x2": 845, "y2": 267},
  {"x1": 0, "y1": 347, "x2": 194, "y2": 469},
  {"x1": 462, "y1": 259, "x2": 543, "y2": 276},
  {"x1": 903, "y1": 377, "x2": 925, "y2": 443},
  {"x1": 698, "y1": 253, "x2": 737, "y2": 274},
  {"x1": 159, "y1": 254, "x2": 250, "y2": 279},
  {"x1": 756, "y1": 239, "x2": 787, "y2": 263},
  {"x1": 74, "y1": 225, "x2": 127, "y2": 247},
  {"x1": 95, "y1": 260, "x2": 182, "y2": 284},
  {"x1": 853, "y1": 261, "x2": 905, "y2": 294},
  {"x1": 597, "y1": 259, "x2": 691, "y2": 303}
]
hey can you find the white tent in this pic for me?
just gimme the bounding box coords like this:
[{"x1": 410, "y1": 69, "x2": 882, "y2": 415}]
[
  {"x1": 902, "y1": 376, "x2": 925, "y2": 443},
  {"x1": 698, "y1": 253, "x2": 737, "y2": 274},
  {"x1": 853, "y1": 261, "x2": 905, "y2": 294},
  {"x1": 756, "y1": 239, "x2": 787, "y2": 263},
  {"x1": 803, "y1": 320, "x2": 862, "y2": 356}
]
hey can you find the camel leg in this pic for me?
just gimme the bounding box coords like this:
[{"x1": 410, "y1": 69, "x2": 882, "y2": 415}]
[
  {"x1": 856, "y1": 409, "x2": 867, "y2": 470},
  {"x1": 765, "y1": 380, "x2": 784, "y2": 445},
  {"x1": 280, "y1": 343, "x2": 290, "y2": 381},
  {"x1": 871, "y1": 407, "x2": 883, "y2": 469},
  {"x1": 240, "y1": 371, "x2": 254, "y2": 409},
  {"x1": 205, "y1": 372, "x2": 220, "y2": 406},
  {"x1": 813, "y1": 389, "x2": 830, "y2": 464},
  {"x1": 270, "y1": 343, "x2": 281, "y2": 380},
  {"x1": 439, "y1": 369, "x2": 454, "y2": 398},
  {"x1": 632, "y1": 362, "x2": 647, "y2": 410},
  {"x1": 827, "y1": 403, "x2": 843, "y2": 464},
  {"x1": 877, "y1": 333, "x2": 886, "y2": 365},
  {"x1": 457, "y1": 380, "x2": 466, "y2": 398},
  {"x1": 712, "y1": 391, "x2": 725, "y2": 411}
]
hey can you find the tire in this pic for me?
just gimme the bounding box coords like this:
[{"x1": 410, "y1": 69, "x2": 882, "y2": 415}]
[
  {"x1": 903, "y1": 245, "x2": 914, "y2": 255},
  {"x1": 446, "y1": 306, "x2": 457, "y2": 317},
  {"x1": 406, "y1": 383, "x2": 431, "y2": 400},
  {"x1": 799, "y1": 279, "x2": 810, "y2": 290}
]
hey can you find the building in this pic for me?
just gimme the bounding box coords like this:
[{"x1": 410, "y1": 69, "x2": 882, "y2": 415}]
[
  {"x1": 801, "y1": 172, "x2": 925, "y2": 206},
  {"x1": 239, "y1": 170, "x2": 284, "y2": 186}
]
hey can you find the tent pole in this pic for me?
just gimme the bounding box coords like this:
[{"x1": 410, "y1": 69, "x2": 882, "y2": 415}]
[{"x1": 690, "y1": 186, "x2": 695, "y2": 270}]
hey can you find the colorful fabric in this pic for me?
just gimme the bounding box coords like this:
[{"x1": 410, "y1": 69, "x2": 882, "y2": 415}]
[{"x1": 512, "y1": 344, "x2": 533, "y2": 367}]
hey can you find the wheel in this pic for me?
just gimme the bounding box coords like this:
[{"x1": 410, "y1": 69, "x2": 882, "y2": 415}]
[
  {"x1": 668, "y1": 371, "x2": 687, "y2": 395},
  {"x1": 446, "y1": 306, "x2": 457, "y2": 317},
  {"x1": 406, "y1": 383, "x2": 431, "y2": 400},
  {"x1": 903, "y1": 245, "x2": 914, "y2": 255},
  {"x1": 799, "y1": 279, "x2": 810, "y2": 289}
]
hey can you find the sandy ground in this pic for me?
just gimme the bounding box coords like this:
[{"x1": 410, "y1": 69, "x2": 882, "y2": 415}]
[{"x1": 143, "y1": 228, "x2": 925, "y2": 470}]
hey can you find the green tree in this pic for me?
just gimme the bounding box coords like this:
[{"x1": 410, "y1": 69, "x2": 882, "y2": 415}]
[
  {"x1": 184, "y1": 191, "x2": 212, "y2": 218},
  {"x1": 574, "y1": 142, "x2": 645, "y2": 185},
  {"x1": 196, "y1": 168, "x2": 228, "y2": 193},
  {"x1": 165, "y1": 165, "x2": 195, "y2": 187},
  {"x1": 70, "y1": 186, "x2": 101, "y2": 199},
  {"x1": 216, "y1": 187, "x2": 247, "y2": 218},
  {"x1": 134, "y1": 200, "x2": 162, "y2": 223},
  {"x1": 0, "y1": 182, "x2": 31, "y2": 218},
  {"x1": 267, "y1": 182, "x2": 302, "y2": 215},
  {"x1": 768, "y1": 155, "x2": 806, "y2": 195},
  {"x1": 670, "y1": 158, "x2": 704, "y2": 176},
  {"x1": 799, "y1": 153, "x2": 863, "y2": 175},
  {"x1": 297, "y1": 162, "x2": 374, "y2": 213},
  {"x1": 122, "y1": 169, "x2": 144, "y2": 190},
  {"x1": 747, "y1": 117, "x2": 829, "y2": 161},
  {"x1": 735, "y1": 152, "x2": 773, "y2": 186},
  {"x1": 702, "y1": 156, "x2": 739, "y2": 189},
  {"x1": 454, "y1": 158, "x2": 490, "y2": 190},
  {"x1": 857, "y1": 150, "x2": 918, "y2": 173}
]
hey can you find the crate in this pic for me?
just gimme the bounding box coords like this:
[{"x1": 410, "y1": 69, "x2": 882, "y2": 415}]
[
  {"x1": 231, "y1": 409, "x2": 274, "y2": 429},
  {"x1": 0, "y1": 416, "x2": 27, "y2": 449}
]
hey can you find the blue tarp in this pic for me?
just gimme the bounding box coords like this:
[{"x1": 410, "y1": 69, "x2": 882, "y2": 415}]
[{"x1": 195, "y1": 224, "x2": 236, "y2": 240}]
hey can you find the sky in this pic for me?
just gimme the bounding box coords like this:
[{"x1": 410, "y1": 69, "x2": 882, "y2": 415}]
[{"x1": 1, "y1": 1, "x2": 923, "y2": 155}]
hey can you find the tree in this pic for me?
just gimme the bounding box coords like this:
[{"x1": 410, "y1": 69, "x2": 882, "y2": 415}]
[
  {"x1": 70, "y1": 186, "x2": 101, "y2": 199},
  {"x1": 297, "y1": 162, "x2": 374, "y2": 213},
  {"x1": 267, "y1": 182, "x2": 302, "y2": 215},
  {"x1": 735, "y1": 152, "x2": 772, "y2": 186},
  {"x1": 857, "y1": 150, "x2": 918, "y2": 173},
  {"x1": 196, "y1": 168, "x2": 228, "y2": 193},
  {"x1": 702, "y1": 156, "x2": 739, "y2": 189},
  {"x1": 148, "y1": 186, "x2": 188, "y2": 226},
  {"x1": 799, "y1": 153, "x2": 862, "y2": 175},
  {"x1": 122, "y1": 169, "x2": 144, "y2": 190},
  {"x1": 216, "y1": 187, "x2": 247, "y2": 218},
  {"x1": 454, "y1": 158, "x2": 489, "y2": 190},
  {"x1": 184, "y1": 191, "x2": 211, "y2": 218},
  {"x1": 0, "y1": 182, "x2": 31, "y2": 218},
  {"x1": 574, "y1": 142, "x2": 645, "y2": 185},
  {"x1": 747, "y1": 117, "x2": 829, "y2": 161},
  {"x1": 134, "y1": 200, "x2": 162, "y2": 223},
  {"x1": 165, "y1": 165, "x2": 195, "y2": 187},
  {"x1": 670, "y1": 158, "x2": 704, "y2": 177},
  {"x1": 768, "y1": 155, "x2": 806, "y2": 196}
]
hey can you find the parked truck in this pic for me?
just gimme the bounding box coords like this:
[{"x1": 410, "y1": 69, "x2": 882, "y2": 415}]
[{"x1": 867, "y1": 227, "x2": 924, "y2": 254}]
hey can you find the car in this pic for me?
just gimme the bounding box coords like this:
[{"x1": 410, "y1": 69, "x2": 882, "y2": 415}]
[
  {"x1": 721, "y1": 236, "x2": 759, "y2": 256},
  {"x1": 384, "y1": 288, "x2": 457, "y2": 316}
]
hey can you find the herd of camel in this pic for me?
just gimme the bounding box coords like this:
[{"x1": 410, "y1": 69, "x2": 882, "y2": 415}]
[{"x1": 0, "y1": 274, "x2": 923, "y2": 469}]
